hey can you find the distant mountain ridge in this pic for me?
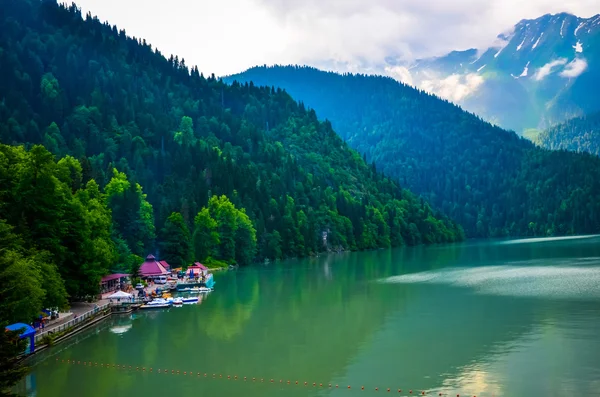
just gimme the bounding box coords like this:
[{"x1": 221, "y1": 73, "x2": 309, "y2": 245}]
[
  {"x1": 225, "y1": 65, "x2": 600, "y2": 238},
  {"x1": 403, "y1": 12, "x2": 600, "y2": 134}
]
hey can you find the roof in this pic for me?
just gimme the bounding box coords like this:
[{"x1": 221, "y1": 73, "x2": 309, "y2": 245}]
[
  {"x1": 101, "y1": 273, "x2": 130, "y2": 283},
  {"x1": 159, "y1": 260, "x2": 170, "y2": 270},
  {"x1": 5, "y1": 323, "x2": 36, "y2": 337},
  {"x1": 139, "y1": 256, "x2": 168, "y2": 277},
  {"x1": 107, "y1": 290, "x2": 132, "y2": 299},
  {"x1": 190, "y1": 262, "x2": 208, "y2": 270}
]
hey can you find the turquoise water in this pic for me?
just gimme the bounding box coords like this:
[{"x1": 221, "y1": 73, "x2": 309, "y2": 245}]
[{"x1": 23, "y1": 236, "x2": 600, "y2": 396}]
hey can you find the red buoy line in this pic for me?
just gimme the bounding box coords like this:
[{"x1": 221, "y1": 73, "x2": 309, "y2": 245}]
[{"x1": 54, "y1": 357, "x2": 480, "y2": 396}]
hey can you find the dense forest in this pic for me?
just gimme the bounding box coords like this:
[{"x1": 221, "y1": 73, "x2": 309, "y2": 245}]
[
  {"x1": 536, "y1": 111, "x2": 600, "y2": 156},
  {"x1": 227, "y1": 65, "x2": 600, "y2": 237},
  {"x1": 0, "y1": 0, "x2": 463, "y2": 324}
]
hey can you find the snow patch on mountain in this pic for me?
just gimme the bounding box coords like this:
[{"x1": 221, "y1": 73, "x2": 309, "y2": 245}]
[
  {"x1": 520, "y1": 62, "x2": 530, "y2": 77},
  {"x1": 532, "y1": 33, "x2": 544, "y2": 49},
  {"x1": 517, "y1": 39, "x2": 526, "y2": 51},
  {"x1": 534, "y1": 59, "x2": 568, "y2": 81},
  {"x1": 560, "y1": 58, "x2": 588, "y2": 78},
  {"x1": 575, "y1": 22, "x2": 585, "y2": 36},
  {"x1": 573, "y1": 41, "x2": 583, "y2": 53},
  {"x1": 560, "y1": 19, "x2": 566, "y2": 37},
  {"x1": 477, "y1": 64, "x2": 486, "y2": 72}
]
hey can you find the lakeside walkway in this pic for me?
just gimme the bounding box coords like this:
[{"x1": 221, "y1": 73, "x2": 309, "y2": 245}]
[{"x1": 35, "y1": 301, "x2": 108, "y2": 342}]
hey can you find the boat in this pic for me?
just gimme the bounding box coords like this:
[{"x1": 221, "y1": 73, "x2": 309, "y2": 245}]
[
  {"x1": 173, "y1": 297, "x2": 183, "y2": 305},
  {"x1": 140, "y1": 298, "x2": 172, "y2": 309},
  {"x1": 189, "y1": 287, "x2": 212, "y2": 294},
  {"x1": 140, "y1": 302, "x2": 171, "y2": 309},
  {"x1": 182, "y1": 296, "x2": 198, "y2": 303}
]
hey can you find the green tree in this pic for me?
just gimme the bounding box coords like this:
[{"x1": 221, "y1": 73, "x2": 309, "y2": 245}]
[
  {"x1": 234, "y1": 209, "x2": 257, "y2": 266},
  {"x1": 0, "y1": 324, "x2": 29, "y2": 397},
  {"x1": 0, "y1": 251, "x2": 45, "y2": 324},
  {"x1": 159, "y1": 212, "x2": 191, "y2": 268},
  {"x1": 174, "y1": 116, "x2": 195, "y2": 147},
  {"x1": 209, "y1": 195, "x2": 239, "y2": 263},
  {"x1": 193, "y1": 208, "x2": 219, "y2": 262}
]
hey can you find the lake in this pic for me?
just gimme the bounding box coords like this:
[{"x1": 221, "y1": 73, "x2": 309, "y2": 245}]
[{"x1": 23, "y1": 236, "x2": 600, "y2": 396}]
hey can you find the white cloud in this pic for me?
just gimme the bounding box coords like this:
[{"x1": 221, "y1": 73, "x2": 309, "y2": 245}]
[
  {"x1": 534, "y1": 59, "x2": 568, "y2": 81},
  {"x1": 560, "y1": 58, "x2": 588, "y2": 78},
  {"x1": 421, "y1": 73, "x2": 485, "y2": 102},
  {"x1": 383, "y1": 66, "x2": 414, "y2": 86},
  {"x1": 73, "y1": 0, "x2": 600, "y2": 76}
]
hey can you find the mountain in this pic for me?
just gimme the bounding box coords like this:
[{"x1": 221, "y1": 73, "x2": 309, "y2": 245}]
[
  {"x1": 226, "y1": 65, "x2": 600, "y2": 237},
  {"x1": 404, "y1": 13, "x2": 600, "y2": 134},
  {"x1": 0, "y1": 0, "x2": 463, "y2": 273},
  {"x1": 536, "y1": 111, "x2": 600, "y2": 155}
]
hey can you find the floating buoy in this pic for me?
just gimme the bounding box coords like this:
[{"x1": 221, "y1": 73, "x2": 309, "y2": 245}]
[
  {"x1": 304, "y1": 382, "x2": 308, "y2": 385},
  {"x1": 296, "y1": 381, "x2": 298, "y2": 384},
  {"x1": 320, "y1": 383, "x2": 323, "y2": 387},
  {"x1": 348, "y1": 385, "x2": 351, "y2": 389},
  {"x1": 376, "y1": 387, "x2": 379, "y2": 391},
  {"x1": 313, "y1": 382, "x2": 316, "y2": 386},
  {"x1": 398, "y1": 390, "x2": 402, "y2": 393},
  {"x1": 388, "y1": 388, "x2": 391, "y2": 392},
  {"x1": 362, "y1": 386, "x2": 365, "y2": 390}
]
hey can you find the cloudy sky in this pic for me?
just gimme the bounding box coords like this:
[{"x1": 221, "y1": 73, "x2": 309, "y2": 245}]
[{"x1": 75, "y1": 0, "x2": 598, "y2": 77}]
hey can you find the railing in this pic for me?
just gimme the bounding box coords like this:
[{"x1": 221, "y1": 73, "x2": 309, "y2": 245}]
[
  {"x1": 35, "y1": 303, "x2": 110, "y2": 343},
  {"x1": 108, "y1": 297, "x2": 145, "y2": 305}
]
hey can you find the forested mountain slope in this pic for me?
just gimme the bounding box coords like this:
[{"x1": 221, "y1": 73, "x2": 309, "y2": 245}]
[
  {"x1": 227, "y1": 65, "x2": 600, "y2": 237},
  {"x1": 0, "y1": 0, "x2": 462, "y2": 277},
  {"x1": 536, "y1": 111, "x2": 600, "y2": 155}
]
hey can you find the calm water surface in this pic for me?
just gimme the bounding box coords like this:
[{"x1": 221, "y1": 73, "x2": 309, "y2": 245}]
[{"x1": 24, "y1": 236, "x2": 600, "y2": 396}]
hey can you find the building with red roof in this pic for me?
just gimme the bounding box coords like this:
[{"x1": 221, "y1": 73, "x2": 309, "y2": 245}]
[
  {"x1": 187, "y1": 262, "x2": 209, "y2": 276},
  {"x1": 100, "y1": 273, "x2": 130, "y2": 294},
  {"x1": 139, "y1": 254, "x2": 169, "y2": 278}
]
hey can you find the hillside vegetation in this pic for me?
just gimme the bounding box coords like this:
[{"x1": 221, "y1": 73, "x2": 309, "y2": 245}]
[
  {"x1": 227, "y1": 65, "x2": 600, "y2": 237},
  {"x1": 0, "y1": 0, "x2": 465, "y2": 324},
  {"x1": 536, "y1": 111, "x2": 600, "y2": 155}
]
